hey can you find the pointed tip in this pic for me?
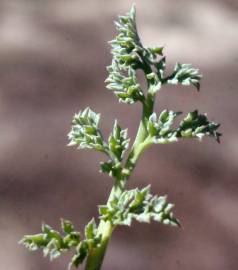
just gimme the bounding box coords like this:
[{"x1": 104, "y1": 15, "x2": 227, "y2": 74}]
[
  {"x1": 18, "y1": 238, "x2": 24, "y2": 245},
  {"x1": 176, "y1": 219, "x2": 182, "y2": 228},
  {"x1": 67, "y1": 141, "x2": 76, "y2": 147},
  {"x1": 114, "y1": 119, "x2": 118, "y2": 126},
  {"x1": 130, "y1": 3, "x2": 136, "y2": 17}
]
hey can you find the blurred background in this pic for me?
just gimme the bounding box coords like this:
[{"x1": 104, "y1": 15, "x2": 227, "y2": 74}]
[{"x1": 0, "y1": 0, "x2": 237, "y2": 269}]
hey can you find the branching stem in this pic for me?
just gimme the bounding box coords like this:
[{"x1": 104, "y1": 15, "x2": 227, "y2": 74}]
[
  {"x1": 20, "y1": 6, "x2": 220, "y2": 270},
  {"x1": 85, "y1": 91, "x2": 155, "y2": 270}
]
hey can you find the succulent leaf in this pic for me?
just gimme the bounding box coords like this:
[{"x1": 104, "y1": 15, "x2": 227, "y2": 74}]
[
  {"x1": 20, "y1": 219, "x2": 102, "y2": 269},
  {"x1": 177, "y1": 110, "x2": 221, "y2": 142},
  {"x1": 68, "y1": 107, "x2": 107, "y2": 152},
  {"x1": 147, "y1": 110, "x2": 221, "y2": 144},
  {"x1": 108, "y1": 120, "x2": 130, "y2": 161},
  {"x1": 99, "y1": 186, "x2": 179, "y2": 227},
  {"x1": 106, "y1": 5, "x2": 146, "y2": 103},
  {"x1": 167, "y1": 63, "x2": 202, "y2": 90}
]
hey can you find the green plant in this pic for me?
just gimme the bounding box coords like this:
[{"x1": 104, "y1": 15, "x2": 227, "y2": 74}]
[{"x1": 20, "y1": 5, "x2": 221, "y2": 270}]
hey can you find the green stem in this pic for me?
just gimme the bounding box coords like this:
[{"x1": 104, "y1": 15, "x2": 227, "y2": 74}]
[
  {"x1": 85, "y1": 221, "x2": 113, "y2": 270},
  {"x1": 85, "y1": 95, "x2": 155, "y2": 270}
]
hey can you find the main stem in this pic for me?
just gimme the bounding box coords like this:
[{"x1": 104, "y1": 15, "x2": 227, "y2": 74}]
[
  {"x1": 85, "y1": 74, "x2": 154, "y2": 270},
  {"x1": 85, "y1": 8, "x2": 159, "y2": 268}
]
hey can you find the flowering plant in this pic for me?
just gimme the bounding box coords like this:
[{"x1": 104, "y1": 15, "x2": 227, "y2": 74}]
[{"x1": 20, "y1": 5, "x2": 221, "y2": 270}]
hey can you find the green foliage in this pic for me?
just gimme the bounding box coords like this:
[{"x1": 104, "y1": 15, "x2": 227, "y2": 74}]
[
  {"x1": 105, "y1": 5, "x2": 144, "y2": 104},
  {"x1": 105, "y1": 4, "x2": 202, "y2": 106},
  {"x1": 106, "y1": 61, "x2": 144, "y2": 104},
  {"x1": 20, "y1": 219, "x2": 81, "y2": 261},
  {"x1": 177, "y1": 110, "x2": 221, "y2": 142},
  {"x1": 68, "y1": 109, "x2": 130, "y2": 179},
  {"x1": 68, "y1": 107, "x2": 106, "y2": 152},
  {"x1": 71, "y1": 219, "x2": 102, "y2": 268},
  {"x1": 20, "y1": 219, "x2": 102, "y2": 268},
  {"x1": 147, "y1": 109, "x2": 221, "y2": 144},
  {"x1": 108, "y1": 120, "x2": 130, "y2": 162},
  {"x1": 20, "y1": 4, "x2": 221, "y2": 270},
  {"x1": 147, "y1": 110, "x2": 181, "y2": 144},
  {"x1": 167, "y1": 63, "x2": 202, "y2": 90},
  {"x1": 99, "y1": 120, "x2": 130, "y2": 178},
  {"x1": 99, "y1": 186, "x2": 179, "y2": 227}
]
